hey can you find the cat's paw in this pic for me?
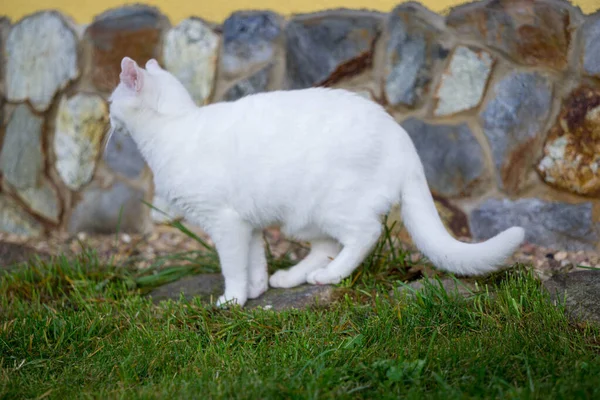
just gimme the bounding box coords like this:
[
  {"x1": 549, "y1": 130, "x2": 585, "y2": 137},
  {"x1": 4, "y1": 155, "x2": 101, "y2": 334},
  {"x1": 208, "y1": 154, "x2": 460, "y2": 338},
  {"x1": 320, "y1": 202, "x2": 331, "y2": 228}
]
[
  {"x1": 269, "y1": 269, "x2": 304, "y2": 288},
  {"x1": 306, "y1": 269, "x2": 342, "y2": 286},
  {"x1": 216, "y1": 294, "x2": 247, "y2": 308},
  {"x1": 248, "y1": 279, "x2": 268, "y2": 299}
]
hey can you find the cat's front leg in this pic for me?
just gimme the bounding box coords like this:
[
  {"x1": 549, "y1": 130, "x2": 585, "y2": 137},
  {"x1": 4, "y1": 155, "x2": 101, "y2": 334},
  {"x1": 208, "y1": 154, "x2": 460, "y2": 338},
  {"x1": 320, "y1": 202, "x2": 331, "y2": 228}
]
[
  {"x1": 206, "y1": 210, "x2": 253, "y2": 307},
  {"x1": 248, "y1": 231, "x2": 269, "y2": 299}
]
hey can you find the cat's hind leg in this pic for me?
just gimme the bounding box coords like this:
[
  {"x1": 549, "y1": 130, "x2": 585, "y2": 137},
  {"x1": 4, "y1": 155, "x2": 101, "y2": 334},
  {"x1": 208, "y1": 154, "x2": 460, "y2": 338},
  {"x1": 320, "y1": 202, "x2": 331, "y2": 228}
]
[
  {"x1": 307, "y1": 223, "x2": 381, "y2": 286},
  {"x1": 247, "y1": 230, "x2": 269, "y2": 299},
  {"x1": 269, "y1": 239, "x2": 341, "y2": 289}
]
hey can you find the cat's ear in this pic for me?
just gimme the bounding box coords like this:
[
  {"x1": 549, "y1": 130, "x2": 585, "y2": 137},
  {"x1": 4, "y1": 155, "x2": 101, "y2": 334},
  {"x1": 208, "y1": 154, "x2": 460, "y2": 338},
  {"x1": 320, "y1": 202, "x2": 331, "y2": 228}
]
[
  {"x1": 120, "y1": 57, "x2": 144, "y2": 93},
  {"x1": 145, "y1": 58, "x2": 161, "y2": 70}
]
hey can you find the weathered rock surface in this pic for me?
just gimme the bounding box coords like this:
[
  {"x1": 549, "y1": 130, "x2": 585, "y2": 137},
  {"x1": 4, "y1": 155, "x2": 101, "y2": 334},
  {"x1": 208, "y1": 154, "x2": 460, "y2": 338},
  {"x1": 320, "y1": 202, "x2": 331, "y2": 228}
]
[
  {"x1": 433, "y1": 46, "x2": 494, "y2": 116},
  {"x1": 221, "y1": 11, "x2": 282, "y2": 78},
  {"x1": 286, "y1": 10, "x2": 382, "y2": 89},
  {"x1": 85, "y1": 5, "x2": 168, "y2": 92},
  {"x1": 102, "y1": 124, "x2": 146, "y2": 179},
  {"x1": 5, "y1": 12, "x2": 79, "y2": 111},
  {"x1": 384, "y1": 3, "x2": 447, "y2": 108},
  {"x1": 447, "y1": 0, "x2": 574, "y2": 70},
  {"x1": 224, "y1": 64, "x2": 272, "y2": 101},
  {"x1": 15, "y1": 181, "x2": 61, "y2": 224},
  {"x1": 247, "y1": 285, "x2": 336, "y2": 311},
  {"x1": 68, "y1": 181, "x2": 149, "y2": 234},
  {"x1": 480, "y1": 71, "x2": 553, "y2": 193},
  {"x1": 470, "y1": 198, "x2": 598, "y2": 251},
  {"x1": 54, "y1": 93, "x2": 108, "y2": 190},
  {"x1": 543, "y1": 270, "x2": 600, "y2": 325},
  {"x1": 0, "y1": 105, "x2": 44, "y2": 190},
  {"x1": 401, "y1": 118, "x2": 486, "y2": 197},
  {"x1": 583, "y1": 12, "x2": 600, "y2": 77},
  {"x1": 149, "y1": 273, "x2": 336, "y2": 310},
  {"x1": 0, "y1": 18, "x2": 11, "y2": 94},
  {"x1": 0, "y1": 195, "x2": 43, "y2": 236},
  {"x1": 163, "y1": 18, "x2": 219, "y2": 105},
  {"x1": 538, "y1": 86, "x2": 600, "y2": 196}
]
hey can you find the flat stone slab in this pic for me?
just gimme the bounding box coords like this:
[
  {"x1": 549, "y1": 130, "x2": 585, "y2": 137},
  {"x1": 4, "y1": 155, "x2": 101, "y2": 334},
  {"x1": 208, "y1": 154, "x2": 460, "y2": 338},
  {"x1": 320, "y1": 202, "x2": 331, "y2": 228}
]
[
  {"x1": 543, "y1": 270, "x2": 600, "y2": 325},
  {"x1": 393, "y1": 277, "x2": 478, "y2": 298},
  {"x1": 148, "y1": 273, "x2": 336, "y2": 311},
  {"x1": 0, "y1": 242, "x2": 50, "y2": 270}
]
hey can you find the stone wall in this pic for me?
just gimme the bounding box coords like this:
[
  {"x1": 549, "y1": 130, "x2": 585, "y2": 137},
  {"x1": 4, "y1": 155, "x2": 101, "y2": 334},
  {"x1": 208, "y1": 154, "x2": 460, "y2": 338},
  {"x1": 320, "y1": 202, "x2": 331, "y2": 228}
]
[{"x1": 0, "y1": 0, "x2": 599, "y2": 251}]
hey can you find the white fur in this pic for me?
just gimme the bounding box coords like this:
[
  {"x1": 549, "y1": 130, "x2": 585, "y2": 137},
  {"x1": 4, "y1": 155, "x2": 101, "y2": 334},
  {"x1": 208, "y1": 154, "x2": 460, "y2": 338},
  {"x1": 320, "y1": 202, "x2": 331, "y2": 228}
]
[{"x1": 109, "y1": 58, "x2": 525, "y2": 307}]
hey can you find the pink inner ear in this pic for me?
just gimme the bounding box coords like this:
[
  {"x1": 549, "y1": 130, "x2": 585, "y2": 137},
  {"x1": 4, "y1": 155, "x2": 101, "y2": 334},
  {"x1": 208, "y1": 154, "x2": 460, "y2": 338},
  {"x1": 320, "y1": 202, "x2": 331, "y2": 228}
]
[{"x1": 119, "y1": 58, "x2": 143, "y2": 92}]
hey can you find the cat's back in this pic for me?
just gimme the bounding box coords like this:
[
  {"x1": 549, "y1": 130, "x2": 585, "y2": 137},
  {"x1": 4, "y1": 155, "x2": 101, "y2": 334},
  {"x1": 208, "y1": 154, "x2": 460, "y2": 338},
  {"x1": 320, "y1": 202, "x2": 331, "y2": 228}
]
[
  {"x1": 234, "y1": 87, "x2": 380, "y2": 114},
  {"x1": 218, "y1": 87, "x2": 394, "y2": 142}
]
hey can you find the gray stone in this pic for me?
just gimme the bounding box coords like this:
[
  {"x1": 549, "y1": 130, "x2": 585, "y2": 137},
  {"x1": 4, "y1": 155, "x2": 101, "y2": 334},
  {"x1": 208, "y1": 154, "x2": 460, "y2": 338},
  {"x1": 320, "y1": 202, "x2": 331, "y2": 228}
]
[
  {"x1": 16, "y1": 181, "x2": 61, "y2": 224},
  {"x1": 394, "y1": 277, "x2": 478, "y2": 298},
  {"x1": 434, "y1": 46, "x2": 494, "y2": 116},
  {"x1": 384, "y1": 3, "x2": 447, "y2": 107},
  {"x1": 224, "y1": 65, "x2": 272, "y2": 102},
  {"x1": 164, "y1": 18, "x2": 220, "y2": 105},
  {"x1": 0, "y1": 18, "x2": 11, "y2": 95},
  {"x1": 479, "y1": 72, "x2": 553, "y2": 193},
  {"x1": 68, "y1": 181, "x2": 149, "y2": 234},
  {"x1": 149, "y1": 272, "x2": 336, "y2": 310},
  {"x1": 6, "y1": 11, "x2": 79, "y2": 112},
  {"x1": 470, "y1": 198, "x2": 599, "y2": 251},
  {"x1": 446, "y1": 0, "x2": 573, "y2": 71},
  {"x1": 149, "y1": 274, "x2": 223, "y2": 303},
  {"x1": 102, "y1": 125, "x2": 146, "y2": 179},
  {"x1": 285, "y1": 10, "x2": 382, "y2": 89},
  {"x1": 401, "y1": 118, "x2": 485, "y2": 197},
  {"x1": 247, "y1": 285, "x2": 335, "y2": 311},
  {"x1": 0, "y1": 194, "x2": 43, "y2": 236},
  {"x1": 583, "y1": 11, "x2": 600, "y2": 77},
  {"x1": 221, "y1": 11, "x2": 282, "y2": 78},
  {"x1": 85, "y1": 5, "x2": 168, "y2": 92},
  {"x1": 543, "y1": 271, "x2": 600, "y2": 325},
  {"x1": 54, "y1": 94, "x2": 109, "y2": 190},
  {"x1": 0, "y1": 104, "x2": 44, "y2": 190}
]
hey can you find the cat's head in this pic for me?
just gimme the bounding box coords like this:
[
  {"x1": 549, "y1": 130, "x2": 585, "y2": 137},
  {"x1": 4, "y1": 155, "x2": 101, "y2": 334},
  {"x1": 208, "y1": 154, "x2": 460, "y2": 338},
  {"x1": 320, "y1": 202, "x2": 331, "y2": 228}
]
[{"x1": 109, "y1": 57, "x2": 196, "y2": 126}]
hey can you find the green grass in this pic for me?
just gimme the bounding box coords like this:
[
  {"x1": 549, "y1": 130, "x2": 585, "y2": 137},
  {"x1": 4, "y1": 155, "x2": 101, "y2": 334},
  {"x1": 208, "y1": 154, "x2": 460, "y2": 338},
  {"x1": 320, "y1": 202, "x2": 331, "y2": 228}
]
[{"x1": 1, "y1": 224, "x2": 600, "y2": 399}]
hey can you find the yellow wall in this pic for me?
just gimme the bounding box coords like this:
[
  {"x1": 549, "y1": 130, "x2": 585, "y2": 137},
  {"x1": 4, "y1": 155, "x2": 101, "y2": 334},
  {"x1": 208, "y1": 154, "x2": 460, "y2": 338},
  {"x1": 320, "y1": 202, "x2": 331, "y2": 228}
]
[{"x1": 1, "y1": 0, "x2": 597, "y2": 24}]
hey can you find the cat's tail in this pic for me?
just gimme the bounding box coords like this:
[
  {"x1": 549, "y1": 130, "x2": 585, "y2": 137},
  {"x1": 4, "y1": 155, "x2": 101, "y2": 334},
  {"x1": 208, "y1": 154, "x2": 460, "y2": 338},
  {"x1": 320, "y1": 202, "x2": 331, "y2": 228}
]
[{"x1": 399, "y1": 164, "x2": 525, "y2": 276}]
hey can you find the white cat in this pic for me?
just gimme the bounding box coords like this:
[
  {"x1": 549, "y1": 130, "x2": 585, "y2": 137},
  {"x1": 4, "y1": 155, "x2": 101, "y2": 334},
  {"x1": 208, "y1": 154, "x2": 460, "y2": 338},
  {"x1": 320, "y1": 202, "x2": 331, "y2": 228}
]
[{"x1": 108, "y1": 57, "x2": 525, "y2": 307}]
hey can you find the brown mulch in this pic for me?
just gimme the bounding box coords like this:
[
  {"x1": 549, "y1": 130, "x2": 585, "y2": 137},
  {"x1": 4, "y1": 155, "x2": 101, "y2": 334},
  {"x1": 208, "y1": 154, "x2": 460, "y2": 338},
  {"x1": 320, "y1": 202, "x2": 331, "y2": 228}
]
[
  {"x1": 0, "y1": 225, "x2": 598, "y2": 279},
  {"x1": 0, "y1": 225, "x2": 309, "y2": 270}
]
